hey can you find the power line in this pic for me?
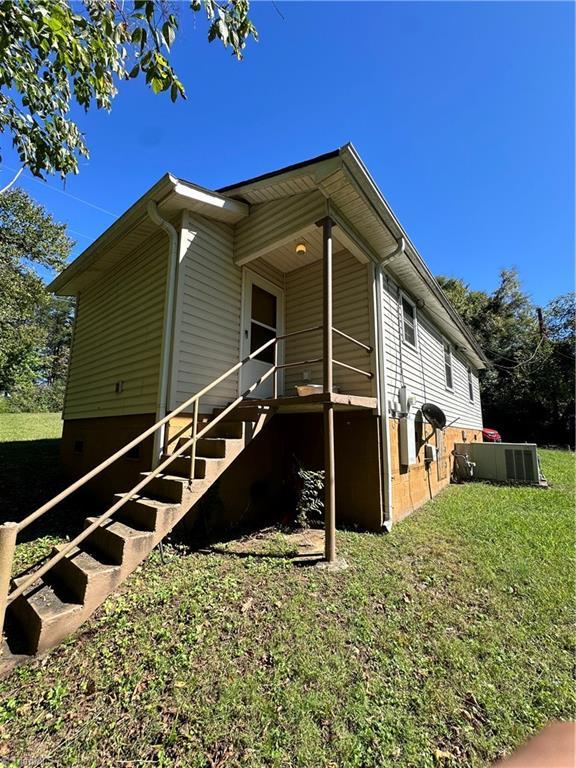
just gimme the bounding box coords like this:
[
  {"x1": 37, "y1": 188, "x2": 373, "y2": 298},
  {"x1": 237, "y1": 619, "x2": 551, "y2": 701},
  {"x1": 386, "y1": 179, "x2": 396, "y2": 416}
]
[
  {"x1": 423, "y1": 297, "x2": 553, "y2": 370},
  {"x1": 1, "y1": 165, "x2": 118, "y2": 218},
  {"x1": 67, "y1": 228, "x2": 94, "y2": 241},
  {"x1": 490, "y1": 337, "x2": 546, "y2": 370}
]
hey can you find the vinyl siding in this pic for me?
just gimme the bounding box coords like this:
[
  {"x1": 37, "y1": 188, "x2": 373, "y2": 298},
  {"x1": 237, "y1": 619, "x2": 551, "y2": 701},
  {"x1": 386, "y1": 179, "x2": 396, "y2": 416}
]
[
  {"x1": 171, "y1": 212, "x2": 241, "y2": 411},
  {"x1": 284, "y1": 251, "x2": 375, "y2": 397},
  {"x1": 381, "y1": 272, "x2": 483, "y2": 429},
  {"x1": 234, "y1": 190, "x2": 325, "y2": 264},
  {"x1": 249, "y1": 257, "x2": 285, "y2": 288},
  {"x1": 63, "y1": 232, "x2": 167, "y2": 420}
]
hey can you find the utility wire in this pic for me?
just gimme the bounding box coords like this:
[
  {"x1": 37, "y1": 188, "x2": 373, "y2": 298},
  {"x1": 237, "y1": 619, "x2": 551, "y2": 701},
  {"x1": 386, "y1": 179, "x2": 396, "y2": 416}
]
[
  {"x1": 1, "y1": 165, "x2": 118, "y2": 218},
  {"x1": 0, "y1": 166, "x2": 23, "y2": 194},
  {"x1": 421, "y1": 295, "x2": 553, "y2": 370},
  {"x1": 490, "y1": 337, "x2": 546, "y2": 370}
]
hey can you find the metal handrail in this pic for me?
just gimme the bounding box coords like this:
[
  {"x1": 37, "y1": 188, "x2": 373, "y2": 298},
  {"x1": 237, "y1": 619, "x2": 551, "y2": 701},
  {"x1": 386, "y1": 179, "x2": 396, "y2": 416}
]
[
  {"x1": 8, "y1": 367, "x2": 277, "y2": 605},
  {"x1": 333, "y1": 359, "x2": 373, "y2": 379},
  {"x1": 4, "y1": 325, "x2": 324, "y2": 608},
  {"x1": 3, "y1": 320, "x2": 373, "y2": 612},
  {"x1": 16, "y1": 325, "x2": 322, "y2": 535},
  {"x1": 332, "y1": 326, "x2": 373, "y2": 354},
  {"x1": 16, "y1": 340, "x2": 270, "y2": 534}
]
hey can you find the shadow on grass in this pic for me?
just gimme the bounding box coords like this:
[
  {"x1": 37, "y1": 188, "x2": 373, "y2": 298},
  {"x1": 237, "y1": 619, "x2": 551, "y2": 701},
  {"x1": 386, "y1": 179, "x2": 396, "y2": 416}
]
[
  {"x1": 172, "y1": 516, "x2": 325, "y2": 564},
  {"x1": 0, "y1": 437, "x2": 99, "y2": 545}
]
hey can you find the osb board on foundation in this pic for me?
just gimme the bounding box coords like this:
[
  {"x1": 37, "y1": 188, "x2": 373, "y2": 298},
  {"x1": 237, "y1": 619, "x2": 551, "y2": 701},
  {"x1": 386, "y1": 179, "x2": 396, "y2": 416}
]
[
  {"x1": 389, "y1": 418, "x2": 482, "y2": 522},
  {"x1": 276, "y1": 412, "x2": 384, "y2": 531},
  {"x1": 215, "y1": 420, "x2": 284, "y2": 528},
  {"x1": 165, "y1": 413, "x2": 214, "y2": 455},
  {"x1": 61, "y1": 414, "x2": 156, "y2": 504}
]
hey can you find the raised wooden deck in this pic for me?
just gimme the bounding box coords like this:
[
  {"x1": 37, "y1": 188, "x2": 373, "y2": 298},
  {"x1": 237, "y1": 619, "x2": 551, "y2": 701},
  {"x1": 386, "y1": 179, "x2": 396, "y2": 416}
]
[{"x1": 236, "y1": 392, "x2": 378, "y2": 414}]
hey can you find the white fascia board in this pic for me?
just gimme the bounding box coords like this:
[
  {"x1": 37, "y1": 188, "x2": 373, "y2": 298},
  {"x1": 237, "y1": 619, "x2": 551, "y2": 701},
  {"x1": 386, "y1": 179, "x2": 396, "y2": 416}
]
[
  {"x1": 50, "y1": 174, "x2": 249, "y2": 296},
  {"x1": 171, "y1": 176, "x2": 249, "y2": 222}
]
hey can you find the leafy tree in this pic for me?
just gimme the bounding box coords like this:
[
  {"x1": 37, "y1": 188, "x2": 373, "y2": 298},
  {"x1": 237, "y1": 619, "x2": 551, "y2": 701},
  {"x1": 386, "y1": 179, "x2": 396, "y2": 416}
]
[
  {"x1": 539, "y1": 292, "x2": 576, "y2": 443},
  {"x1": 0, "y1": 187, "x2": 73, "y2": 410},
  {"x1": 0, "y1": 0, "x2": 257, "y2": 181},
  {"x1": 437, "y1": 271, "x2": 575, "y2": 445}
]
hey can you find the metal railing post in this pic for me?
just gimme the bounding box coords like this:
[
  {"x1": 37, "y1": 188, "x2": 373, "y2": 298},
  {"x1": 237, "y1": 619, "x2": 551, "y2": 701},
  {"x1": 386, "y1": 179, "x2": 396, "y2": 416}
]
[
  {"x1": 0, "y1": 522, "x2": 18, "y2": 640},
  {"x1": 273, "y1": 343, "x2": 278, "y2": 399},
  {"x1": 190, "y1": 399, "x2": 199, "y2": 483},
  {"x1": 319, "y1": 213, "x2": 336, "y2": 563}
]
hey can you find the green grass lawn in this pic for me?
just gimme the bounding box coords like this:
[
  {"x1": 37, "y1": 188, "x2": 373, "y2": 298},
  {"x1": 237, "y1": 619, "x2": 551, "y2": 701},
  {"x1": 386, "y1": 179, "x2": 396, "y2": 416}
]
[
  {"x1": 0, "y1": 415, "x2": 574, "y2": 767},
  {"x1": 0, "y1": 412, "x2": 76, "y2": 574},
  {"x1": 0, "y1": 413, "x2": 62, "y2": 443}
]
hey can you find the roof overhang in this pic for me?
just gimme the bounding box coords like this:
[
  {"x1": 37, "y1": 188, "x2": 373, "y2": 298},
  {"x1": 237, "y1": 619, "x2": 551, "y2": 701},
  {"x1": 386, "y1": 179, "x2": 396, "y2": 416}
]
[
  {"x1": 340, "y1": 145, "x2": 488, "y2": 368},
  {"x1": 220, "y1": 144, "x2": 488, "y2": 369},
  {"x1": 49, "y1": 174, "x2": 249, "y2": 296},
  {"x1": 51, "y1": 145, "x2": 487, "y2": 369}
]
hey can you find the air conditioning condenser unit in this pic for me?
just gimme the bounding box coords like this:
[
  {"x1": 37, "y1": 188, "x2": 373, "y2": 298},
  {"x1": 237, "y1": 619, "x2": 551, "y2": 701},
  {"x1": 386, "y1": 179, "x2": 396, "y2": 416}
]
[{"x1": 454, "y1": 442, "x2": 546, "y2": 486}]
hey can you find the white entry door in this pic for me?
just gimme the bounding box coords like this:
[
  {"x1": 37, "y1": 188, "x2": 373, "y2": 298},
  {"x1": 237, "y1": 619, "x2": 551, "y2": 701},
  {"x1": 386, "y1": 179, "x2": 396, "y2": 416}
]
[{"x1": 240, "y1": 273, "x2": 284, "y2": 399}]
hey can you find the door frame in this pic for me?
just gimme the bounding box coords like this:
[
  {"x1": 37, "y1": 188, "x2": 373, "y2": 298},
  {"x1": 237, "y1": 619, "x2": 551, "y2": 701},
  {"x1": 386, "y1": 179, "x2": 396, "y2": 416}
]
[{"x1": 239, "y1": 267, "x2": 285, "y2": 397}]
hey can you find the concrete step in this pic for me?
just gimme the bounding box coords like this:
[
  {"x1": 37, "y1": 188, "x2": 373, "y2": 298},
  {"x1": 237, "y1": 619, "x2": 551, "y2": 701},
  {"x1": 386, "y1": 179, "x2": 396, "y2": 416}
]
[
  {"x1": 83, "y1": 518, "x2": 154, "y2": 566},
  {"x1": 212, "y1": 405, "x2": 269, "y2": 422},
  {"x1": 196, "y1": 437, "x2": 229, "y2": 459},
  {"x1": 8, "y1": 576, "x2": 83, "y2": 654},
  {"x1": 204, "y1": 420, "x2": 244, "y2": 439},
  {"x1": 162, "y1": 454, "x2": 224, "y2": 481},
  {"x1": 141, "y1": 472, "x2": 189, "y2": 503},
  {"x1": 116, "y1": 494, "x2": 180, "y2": 531},
  {"x1": 51, "y1": 546, "x2": 120, "y2": 606},
  {"x1": 170, "y1": 421, "x2": 243, "y2": 453}
]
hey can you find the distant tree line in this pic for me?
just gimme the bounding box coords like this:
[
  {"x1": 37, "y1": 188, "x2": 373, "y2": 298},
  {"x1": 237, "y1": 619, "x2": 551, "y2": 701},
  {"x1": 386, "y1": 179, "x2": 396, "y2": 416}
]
[
  {"x1": 0, "y1": 188, "x2": 74, "y2": 412},
  {"x1": 1, "y1": 188, "x2": 573, "y2": 446},
  {"x1": 438, "y1": 272, "x2": 575, "y2": 446}
]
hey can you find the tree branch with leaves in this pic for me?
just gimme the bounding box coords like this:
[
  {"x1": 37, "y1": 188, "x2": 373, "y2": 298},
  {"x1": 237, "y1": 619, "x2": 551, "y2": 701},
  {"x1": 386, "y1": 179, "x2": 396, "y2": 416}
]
[{"x1": 0, "y1": 0, "x2": 257, "y2": 181}]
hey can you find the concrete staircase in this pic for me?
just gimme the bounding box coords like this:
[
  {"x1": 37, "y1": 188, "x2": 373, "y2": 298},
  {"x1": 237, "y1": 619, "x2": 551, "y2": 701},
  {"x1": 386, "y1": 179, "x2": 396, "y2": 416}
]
[{"x1": 2, "y1": 413, "x2": 261, "y2": 671}]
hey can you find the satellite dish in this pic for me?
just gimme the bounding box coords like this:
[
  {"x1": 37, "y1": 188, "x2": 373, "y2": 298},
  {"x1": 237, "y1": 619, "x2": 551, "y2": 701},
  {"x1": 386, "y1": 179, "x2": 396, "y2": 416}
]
[{"x1": 422, "y1": 403, "x2": 447, "y2": 431}]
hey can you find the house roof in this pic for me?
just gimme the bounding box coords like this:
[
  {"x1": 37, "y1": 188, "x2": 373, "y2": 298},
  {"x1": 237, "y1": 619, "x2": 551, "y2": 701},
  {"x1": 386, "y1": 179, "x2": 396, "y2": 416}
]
[
  {"x1": 50, "y1": 144, "x2": 487, "y2": 368},
  {"x1": 218, "y1": 144, "x2": 488, "y2": 368},
  {"x1": 49, "y1": 174, "x2": 248, "y2": 296},
  {"x1": 217, "y1": 148, "x2": 341, "y2": 194}
]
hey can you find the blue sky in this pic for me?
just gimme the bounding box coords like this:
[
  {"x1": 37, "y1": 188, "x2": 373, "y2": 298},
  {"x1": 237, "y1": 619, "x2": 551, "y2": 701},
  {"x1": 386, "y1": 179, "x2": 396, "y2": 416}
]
[{"x1": 2, "y1": 1, "x2": 573, "y2": 305}]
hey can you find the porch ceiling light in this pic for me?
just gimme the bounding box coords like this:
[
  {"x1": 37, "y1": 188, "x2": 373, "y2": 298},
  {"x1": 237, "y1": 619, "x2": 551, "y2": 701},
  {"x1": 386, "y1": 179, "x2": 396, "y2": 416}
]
[{"x1": 295, "y1": 241, "x2": 307, "y2": 256}]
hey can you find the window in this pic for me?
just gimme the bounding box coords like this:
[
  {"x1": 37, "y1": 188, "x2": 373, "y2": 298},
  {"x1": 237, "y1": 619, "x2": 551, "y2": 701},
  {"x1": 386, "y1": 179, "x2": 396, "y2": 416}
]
[
  {"x1": 468, "y1": 367, "x2": 474, "y2": 402},
  {"x1": 401, "y1": 295, "x2": 417, "y2": 347},
  {"x1": 443, "y1": 340, "x2": 453, "y2": 390},
  {"x1": 250, "y1": 284, "x2": 277, "y2": 364}
]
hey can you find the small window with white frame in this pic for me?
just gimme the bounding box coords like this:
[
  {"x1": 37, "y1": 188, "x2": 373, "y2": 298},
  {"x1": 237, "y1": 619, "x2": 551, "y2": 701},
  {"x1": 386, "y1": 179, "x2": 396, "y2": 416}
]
[
  {"x1": 401, "y1": 294, "x2": 417, "y2": 348},
  {"x1": 443, "y1": 338, "x2": 453, "y2": 390},
  {"x1": 468, "y1": 366, "x2": 474, "y2": 402}
]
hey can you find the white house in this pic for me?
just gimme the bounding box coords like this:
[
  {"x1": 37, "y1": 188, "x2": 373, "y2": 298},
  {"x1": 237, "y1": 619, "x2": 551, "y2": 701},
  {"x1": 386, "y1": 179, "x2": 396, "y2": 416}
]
[{"x1": 1, "y1": 145, "x2": 487, "y2": 662}]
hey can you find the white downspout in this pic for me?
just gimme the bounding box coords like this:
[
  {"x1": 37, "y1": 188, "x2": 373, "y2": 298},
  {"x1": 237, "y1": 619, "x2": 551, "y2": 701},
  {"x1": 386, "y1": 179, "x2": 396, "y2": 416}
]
[
  {"x1": 376, "y1": 237, "x2": 405, "y2": 530},
  {"x1": 375, "y1": 267, "x2": 393, "y2": 530},
  {"x1": 382, "y1": 236, "x2": 405, "y2": 265},
  {"x1": 147, "y1": 200, "x2": 179, "y2": 466}
]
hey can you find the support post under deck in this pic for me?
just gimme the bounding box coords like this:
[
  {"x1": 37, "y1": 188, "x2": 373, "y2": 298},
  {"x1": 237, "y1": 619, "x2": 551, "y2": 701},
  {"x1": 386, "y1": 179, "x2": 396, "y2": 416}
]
[{"x1": 320, "y1": 215, "x2": 336, "y2": 563}]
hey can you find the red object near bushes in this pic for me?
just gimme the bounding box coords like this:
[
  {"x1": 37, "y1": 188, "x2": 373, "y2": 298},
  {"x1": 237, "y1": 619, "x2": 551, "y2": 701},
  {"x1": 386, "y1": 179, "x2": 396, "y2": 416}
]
[{"x1": 482, "y1": 427, "x2": 502, "y2": 442}]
